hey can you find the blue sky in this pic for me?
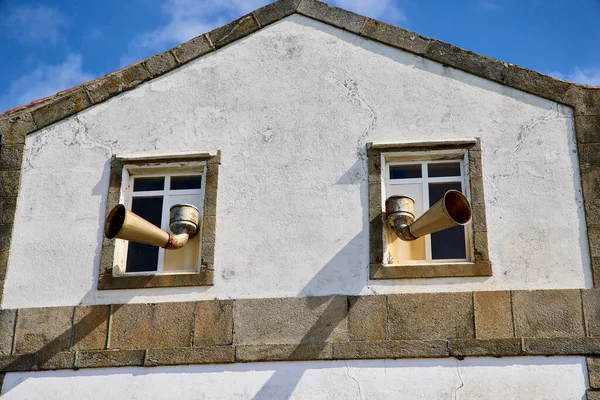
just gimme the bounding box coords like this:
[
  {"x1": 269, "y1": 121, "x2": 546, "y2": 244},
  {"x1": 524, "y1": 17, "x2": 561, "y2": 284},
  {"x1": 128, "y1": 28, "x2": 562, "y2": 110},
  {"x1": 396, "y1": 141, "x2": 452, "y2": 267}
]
[{"x1": 1, "y1": 0, "x2": 599, "y2": 114}]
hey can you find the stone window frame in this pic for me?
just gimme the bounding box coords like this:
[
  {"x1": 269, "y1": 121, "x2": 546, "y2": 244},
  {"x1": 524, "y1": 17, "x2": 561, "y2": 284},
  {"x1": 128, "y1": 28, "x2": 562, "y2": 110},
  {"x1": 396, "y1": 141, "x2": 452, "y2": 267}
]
[
  {"x1": 368, "y1": 139, "x2": 491, "y2": 280},
  {"x1": 98, "y1": 151, "x2": 220, "y2": 290}
]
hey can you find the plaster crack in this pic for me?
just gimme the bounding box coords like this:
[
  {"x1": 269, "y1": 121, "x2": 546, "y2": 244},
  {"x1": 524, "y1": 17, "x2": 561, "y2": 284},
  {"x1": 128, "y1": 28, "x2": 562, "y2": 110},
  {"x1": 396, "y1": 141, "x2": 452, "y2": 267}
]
[
  {"x1": 74, "y1": 116, "x2": 115, "y2": 157},
  {"x1": 514, "y1": 103, "x2": 568, "y2": 153},
  {"x1": 344, "y1": 361, "x2": 364, "y2": 400},
  {"x1": 453, "y1": 358, "x2": 464, "y2": 400},
  {"x1": 334, "y1": 77, "x2": 377, "y2": 161}
]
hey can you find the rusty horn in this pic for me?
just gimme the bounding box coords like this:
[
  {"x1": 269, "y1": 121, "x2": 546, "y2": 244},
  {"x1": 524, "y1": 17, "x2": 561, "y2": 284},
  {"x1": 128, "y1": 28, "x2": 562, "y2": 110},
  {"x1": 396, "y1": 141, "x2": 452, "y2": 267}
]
[
  {"x1": 104, "y1": 204, "x2": 199, "y2": 250},
  {"x1": 385, "y1": 190, "x2": 472, "y2": 241}
]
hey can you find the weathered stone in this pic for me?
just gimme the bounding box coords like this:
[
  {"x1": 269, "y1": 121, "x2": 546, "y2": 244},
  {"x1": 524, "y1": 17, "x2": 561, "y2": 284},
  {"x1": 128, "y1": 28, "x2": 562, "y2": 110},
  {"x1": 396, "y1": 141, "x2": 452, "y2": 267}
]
[
  {"x1": 233, "y1": 296, "x2": 348, "y2": 345},
  {"x1": 564, "y1": 86, "x2": 600, "y2": 116},
  {"x1": 348, "y1": 295, "x2": 387, "y2": 341},
  {"x1": 590, "y1": 228, "x2": 600, "y2": 258},
  {"x1": 470, "y1": 176, "x2": 485, "y2": 205},
  {"x1": 201, "y1": 242, "x2": 215, "y2": 267},
  {"x1": 0, "y1": 144, "x2": 24, "y2": 171},
  {"x1": 0, "y1": 309, "x2": 16, "y2": 356},
  {"x1": 583, "y1": 289, "x2": 600, "y2": 336},
  {"x1": 0, "y1": 197, "x2": 17, "y2": 224},
  {"x1": 588, "y1": 390, "x2": 600, "y2": 400},
  {"x1": 0, "y1": 224, "x2": 13, "y2": 252},
  {"x1": 72, "y1": 306, "x2": 110, "y2": 351},
  {"x1": 171, "y1": 35, "x2": 214, "y2": 64},
  {"x1": 109, "y1": 302, "x2": 195, "y2": 349},
  {"x1": 361, "y1": 19, "x2": 430, "y2": 55},
  {"x1": 98, "y1": 245, "x2": 115, "y2": 275},
  {"x1": 0, "y1": 112, "x2": 36, "y2": 144},
  {"x1": 201, "y1": 216, "x2": 217, "y2": 244},
  {"x1": 473, "y1": 231, "x2": 490, "y2": 260},
  {"x1": 298, "y1": 0, "x2": 365, "y2": 34},
  {"x1": 588, "y1": 357, "x2": 600, "y2": 389},
  {"x1": 576, "y1": 115, "x2": 600, "y2": 144},
  {"x1": 471, "y1": 204, "x2": 487, "y2": 233},
  {"x1": 474, "y1": 291, "x2": 514, "y2": 339},
  {"x1": 14, "y1": 306, "x2": 73, "y2": 354},
  {"x1": 194, "y1": 300, "x2": 233, "y2": 346},
  {"x1": 37, "y1": 351, "x2": 75, "y2": 370},
  {"x1": 333, "y1": 340, "x2": 449, "y2": 360},
  {"x1": 523, "y1": 337, "x2": 600, "y2": 355},
  {"x1": 253, "y1": 0, "x2": 301, "y2": 27},
  {"x1": 0, "y1": 171, "x2": 21, "y2": 197},
  {"x1": 502, "y1": 66, "x2": 571, "y2": 104},
  {"x1": 204, "y1": 164, "x2": 219, "y2": 217},
  {"x1": 143, "y1": 51, "x2": 178, "y2": 78},
  {"x1": 236, "y1": 343, "x2": 332, "y2": 362},
  {"x1": 85, "y1": 64, "x2": 151, "y2": 104},
  {"x1": 581, "y1": 169, "x2": 600, "y2": 199},
  {"x1": 388, "y1": 293, "x2": 474, "y2": 340},
  {"x1": 426, "y1": 41, "x2": 506, "y2": 85},
  {"x1": 449, "y1": 339, "x2": 521, "y2": 358},
  {"x1": 31, "y1": 89, "x2": 91, "y2": 129},
  {"x1": 209, "y1": 14, "x2": 260, "y2": 49},
  {"x1": 586, "y1": 200, "x2": 600, "y2": 228},
  {"x1": 0, "y1": 251, "x2": 8, "y2": 281},
  {"x1": 0, "y1": 353, "x2": 37, "y2": 371},
  {"x1": 145, "y1": 346, "x2": 234, "y2": 366},
  {"x1": 581, "y1": 144, "x2": 600, "y2": 171},
  {"x1": 594, "y1": 258, "x2": 600, "y2": 289},
  {"x1": 512, "y1": 290, "x2": 585, "y2": 338},
  {"x1": 76, "y1": 349, "x2": 145, "y2": 368},
  {"x1": 367, "y1": 151, "x2": 381, "y2": 183}
]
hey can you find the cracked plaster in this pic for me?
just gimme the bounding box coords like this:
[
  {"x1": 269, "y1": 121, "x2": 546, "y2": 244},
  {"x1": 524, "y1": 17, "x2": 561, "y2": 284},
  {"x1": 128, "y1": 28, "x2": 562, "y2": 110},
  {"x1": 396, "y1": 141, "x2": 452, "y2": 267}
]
[
  {"x1": 1, "y1": 14, "x2": 591, "y2": 308},
  {"x1": 1, "y1": 357, "x2": 587, "y2": 399}
]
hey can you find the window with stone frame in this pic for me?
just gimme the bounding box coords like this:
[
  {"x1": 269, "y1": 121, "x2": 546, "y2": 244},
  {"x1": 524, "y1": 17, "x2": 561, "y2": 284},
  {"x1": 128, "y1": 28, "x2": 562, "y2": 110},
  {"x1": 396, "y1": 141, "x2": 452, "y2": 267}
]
[
  {"x1": 367, "y1": 140, "x2": 491, "y2": 280},
  {"x1": 99, "y1": 152, "x2": 220, "y2": 289}
]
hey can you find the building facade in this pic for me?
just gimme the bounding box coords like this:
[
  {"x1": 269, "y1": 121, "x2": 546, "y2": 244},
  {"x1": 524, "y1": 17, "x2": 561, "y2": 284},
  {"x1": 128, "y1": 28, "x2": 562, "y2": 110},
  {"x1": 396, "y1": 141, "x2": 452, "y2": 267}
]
[{"x1": 1, "y1": 0, "x2": 599, "y2": 398}]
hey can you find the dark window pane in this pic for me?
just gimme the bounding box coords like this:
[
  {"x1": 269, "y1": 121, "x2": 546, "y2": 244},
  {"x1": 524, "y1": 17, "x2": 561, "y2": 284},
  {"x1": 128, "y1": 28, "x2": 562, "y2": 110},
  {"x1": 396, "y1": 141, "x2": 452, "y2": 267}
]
[
  {"x1": 170, "y1": 175, "x2": 202, "y2": 190},
  {"x1": 126, "y1": 196, "x2": 163, "y2": 272},
  {"x1": 428, "y1": 182, "x2": 466, "y2": 260},
  {"x1": 428, "y1": 182, "x2": 462, "y2": 206},
  {"x1": 431, "y1": 225, "x2": 466, "y2": 260},
  {"x1": 428, "y1": 162, "x2": 461, "y2": 178},
  {"x1": 133, "y1": 177, "x2": 164, "y2": 192},
  {"x1": 390, "y1": 165, "x2": 422, "y2": 179}
]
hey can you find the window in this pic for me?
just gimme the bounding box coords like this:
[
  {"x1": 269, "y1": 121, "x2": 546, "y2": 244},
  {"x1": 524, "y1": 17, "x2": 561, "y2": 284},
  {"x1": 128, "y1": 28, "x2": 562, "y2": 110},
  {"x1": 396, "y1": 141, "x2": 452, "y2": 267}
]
[
  {"x1": 385, "y1": 159, "x2": 468, "y2": 264},
  {"x1": 99, "y1": 152, "x2": 220, "y2": 289},
  {"x1": 367, "y1": 140, "x2": 491, "y2": 280},
  {"x1": 124, "y1": 172, "x2": 204, "y2": 274}
]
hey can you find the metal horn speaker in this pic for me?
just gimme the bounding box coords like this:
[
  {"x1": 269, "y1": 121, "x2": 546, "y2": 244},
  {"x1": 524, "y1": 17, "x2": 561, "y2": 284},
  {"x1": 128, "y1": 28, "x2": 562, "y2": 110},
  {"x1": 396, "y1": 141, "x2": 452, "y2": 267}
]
[
  {"x1": 104, "y1": 203, "x2": 199, "y2": 249},
  {"x1": 385, "y1": 190, "x2": 472, "y2": 241}
]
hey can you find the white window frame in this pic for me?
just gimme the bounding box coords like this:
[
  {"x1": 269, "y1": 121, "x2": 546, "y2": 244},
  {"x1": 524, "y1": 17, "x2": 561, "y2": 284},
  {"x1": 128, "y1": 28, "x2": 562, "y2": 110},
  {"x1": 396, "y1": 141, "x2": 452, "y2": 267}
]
[
  {"x1": 381, "y1": 149, "x2": 474, "y2": 265},
  {"x1": 113, "y1": 161, "x2": 207, "y2": 276}
]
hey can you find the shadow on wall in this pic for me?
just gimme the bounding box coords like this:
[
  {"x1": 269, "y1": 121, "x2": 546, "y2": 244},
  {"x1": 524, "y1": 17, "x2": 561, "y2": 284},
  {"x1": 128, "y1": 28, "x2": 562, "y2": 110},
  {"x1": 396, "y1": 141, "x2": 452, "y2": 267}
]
[
  {"x1": 2, "y1": 357, "x2": 588, "y2": 398},
  {"x1": 3, "y1": 14, "x2": 592, "y2": 398}
]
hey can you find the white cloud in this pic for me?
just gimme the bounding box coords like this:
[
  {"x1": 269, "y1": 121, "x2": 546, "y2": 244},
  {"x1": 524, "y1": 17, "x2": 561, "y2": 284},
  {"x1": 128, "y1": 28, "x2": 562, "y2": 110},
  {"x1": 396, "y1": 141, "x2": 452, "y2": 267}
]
[
  {"x1": 0, "y1": 4, "x2": 69, "y2": 45},
  {"x1": 329, "y1": 0, "x2": 407, "y2": 24},
  {"x1": 0, "y1": 54, "x2": 96, "y2": 114},
  {"x1": 479, "y1": 1, "x2": 504, "y2": 12},
  {"x1": 550, "y1": 67, "x2": 600, "y2": 86},
  {"x1": 120, "y1": 0, "x2": 270, "y2": 66}
]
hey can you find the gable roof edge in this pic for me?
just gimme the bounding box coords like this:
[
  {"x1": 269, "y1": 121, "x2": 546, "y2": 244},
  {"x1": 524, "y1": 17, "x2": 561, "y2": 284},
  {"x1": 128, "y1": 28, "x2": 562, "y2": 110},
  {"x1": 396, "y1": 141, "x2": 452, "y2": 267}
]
[{"x1": 0, "y1": 0, "x2": 598, "y2": 143}]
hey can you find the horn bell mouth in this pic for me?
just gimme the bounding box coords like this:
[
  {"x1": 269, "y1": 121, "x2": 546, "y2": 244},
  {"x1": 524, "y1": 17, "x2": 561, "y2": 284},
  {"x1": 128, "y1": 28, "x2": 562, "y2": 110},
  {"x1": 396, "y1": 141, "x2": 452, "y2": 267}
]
[
  {"x1": 444, "y1": 190, "x2": 472, "y2": 225},
  {"x1": 105, "y1": 204, "x2": 126, "y2": 239}
]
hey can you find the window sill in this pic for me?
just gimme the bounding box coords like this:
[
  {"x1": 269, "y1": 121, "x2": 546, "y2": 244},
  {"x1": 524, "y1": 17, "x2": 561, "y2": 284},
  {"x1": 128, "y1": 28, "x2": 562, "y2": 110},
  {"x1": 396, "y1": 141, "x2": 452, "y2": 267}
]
[
  {"x1": 369, "y1": 261, "x2": 492, "y2": 280},
  {"x1": 98, "y1": 269, "x2": 213, "y2": 290}
]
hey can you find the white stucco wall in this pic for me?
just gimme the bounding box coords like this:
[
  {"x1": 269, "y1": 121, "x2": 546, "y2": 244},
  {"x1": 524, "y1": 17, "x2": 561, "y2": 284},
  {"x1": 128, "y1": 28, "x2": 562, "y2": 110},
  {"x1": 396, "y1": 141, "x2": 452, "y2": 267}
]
[
  {"x1": 3, "y1": 14, "x2": 590, "y2": 308},
  {"x1": 0, "y1": 357, "x2": 588, "y2": 399}
]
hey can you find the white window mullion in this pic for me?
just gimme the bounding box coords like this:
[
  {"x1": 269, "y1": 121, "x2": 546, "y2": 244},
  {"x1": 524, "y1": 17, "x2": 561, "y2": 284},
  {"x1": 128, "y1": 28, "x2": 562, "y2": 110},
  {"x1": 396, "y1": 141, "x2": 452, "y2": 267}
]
[
  {"x1": 422, "y1": 162, "x2": 432, "y2": 261},
  {"x1": 157, "y1": 174, "x2": 171, "y2": 273}
]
